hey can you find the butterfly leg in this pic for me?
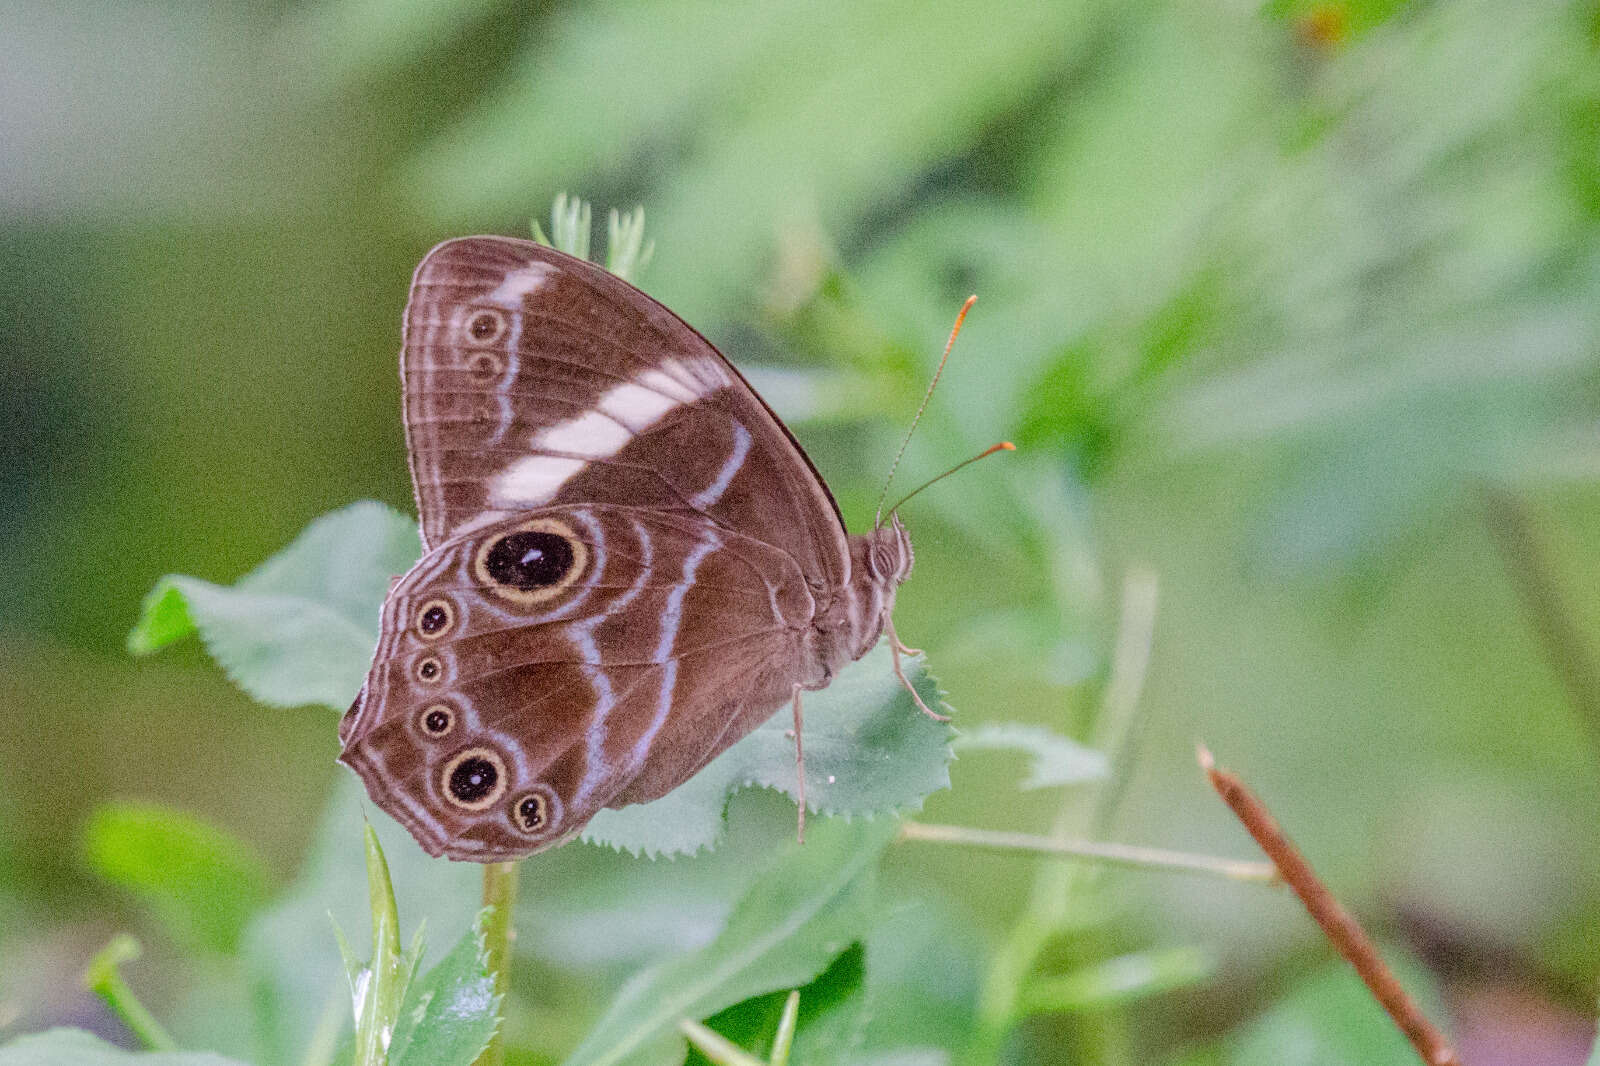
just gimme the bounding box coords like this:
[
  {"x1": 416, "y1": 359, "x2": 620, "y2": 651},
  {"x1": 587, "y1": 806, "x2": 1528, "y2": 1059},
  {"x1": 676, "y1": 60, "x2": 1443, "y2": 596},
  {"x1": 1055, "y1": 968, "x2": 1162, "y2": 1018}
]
[
  {"x1": 883, "y1": 610, "x2": 921, "y2": 656},
  {"x1": 791, "y1": 683, "x2": 807, "y2": 844},
  {"x1": 884, "y1": 614, "x2": 949, "y2": 722}
]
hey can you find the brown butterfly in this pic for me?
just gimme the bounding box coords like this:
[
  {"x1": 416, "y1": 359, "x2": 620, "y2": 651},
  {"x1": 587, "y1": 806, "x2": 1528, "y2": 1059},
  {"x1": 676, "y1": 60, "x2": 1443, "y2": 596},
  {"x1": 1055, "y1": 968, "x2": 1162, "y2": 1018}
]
[{"x1": 338, "y1": 236, "x2": 952, "y2": 861}]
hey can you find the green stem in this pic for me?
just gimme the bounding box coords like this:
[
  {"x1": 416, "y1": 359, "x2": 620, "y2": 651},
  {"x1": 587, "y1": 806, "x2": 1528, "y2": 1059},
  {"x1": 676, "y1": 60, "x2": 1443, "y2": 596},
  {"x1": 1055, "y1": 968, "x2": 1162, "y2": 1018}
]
[
  {"x1": 299, "y1": 988, "x2": 347, "y2": 1066},
  {"x1": 84, "y1": 935, "x2": 177, "y2": 1052},
  {"x1": 898, "y1": 822, "x2": 1278, "y2": 883},
  {"x1": 678, "y1": 1020, "x2": 767, "y2": 1066},
  {"x1": 769, "y1": 990, "x2": 802, "y2": 1066},
  {"x1": 966, "y1": 569, "x2": 1160, "y2": 1066},
  {"x1": 355, "y1": 826, "x2": 405, "y2": 1066},
  {"x1": 1481, "y1": 488, "x2": 1600, "y2": 752},
  {"x1": 473, "y1": 860, "x2": 520, "y2": 1066}
]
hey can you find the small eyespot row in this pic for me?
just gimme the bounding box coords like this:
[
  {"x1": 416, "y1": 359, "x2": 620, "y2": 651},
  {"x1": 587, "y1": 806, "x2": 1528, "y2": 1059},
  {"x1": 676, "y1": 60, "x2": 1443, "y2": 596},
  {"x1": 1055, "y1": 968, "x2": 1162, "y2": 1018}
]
[
  {"x1": 512, "y1": 792, "x2": 548, "y2": 833},
  {"x1": 465, "y1": 309, "x2": 507, "y2": 344},
  {"x1": 415, "y1": 656, "x2": 443, "y2": 683},
  {"x1": 417, "y1": 598, "x2": 454, "y2": 637},
  {"x1": 468, "y1": 352, "x2": 504, "y2": 378},
  {"x1": 441, "y1": 747, "x2": 506, "y2": 811},
  {"x1": 419, "y1": 704, "x2": 454, "y2": 737}
]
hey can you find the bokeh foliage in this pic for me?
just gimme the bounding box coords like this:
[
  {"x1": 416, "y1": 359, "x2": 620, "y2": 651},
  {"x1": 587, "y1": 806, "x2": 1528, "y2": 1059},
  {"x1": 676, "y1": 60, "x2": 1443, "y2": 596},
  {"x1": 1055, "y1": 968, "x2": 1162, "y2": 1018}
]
[{"x1": 4, "y1": 0, "x2": 1600, "y2": 1062}]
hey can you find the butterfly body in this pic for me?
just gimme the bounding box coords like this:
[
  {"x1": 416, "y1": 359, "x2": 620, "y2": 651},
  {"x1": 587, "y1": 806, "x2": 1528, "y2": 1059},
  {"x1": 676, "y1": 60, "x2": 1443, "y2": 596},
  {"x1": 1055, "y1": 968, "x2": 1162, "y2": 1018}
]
[{"x1": 339, "y1": 237, "x2": 916, "y2": 861}]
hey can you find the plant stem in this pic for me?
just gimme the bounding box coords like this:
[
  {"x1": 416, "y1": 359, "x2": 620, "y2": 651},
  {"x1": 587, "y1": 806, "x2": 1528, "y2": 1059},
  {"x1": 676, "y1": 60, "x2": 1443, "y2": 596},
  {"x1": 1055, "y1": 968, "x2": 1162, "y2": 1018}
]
[
  {"x1": 83, "y1": 935, "x2": 177, "y2": 1052},
  {"x1": 1199, "y1": 746, "x2": 1461, "y2": 1066},
  {"x1": 473, "y1": 860, "x2": 520, "y2": 1066},
  {"x1": 898, "y1": 822, "x2": 1278, "y2": 882},
  {"x1": 966, "y1": 569, "x2": 1160, "y2": 1066},
  {"x1": 355, "y1": 826, "x2": 406, "y2": 1066},
  {"x1": 1480, "y1": 488, "x2": 1600, "y2": 752},
  {"x1": 769, "y1": 991, "x2": 802, "y2": 1066},
  {"x1": 678, "y1": 1020, "x2": 767, "y2": 1066},
  {"x1": 300, "y1": 989, "x2": 347, "y2": 1066}
]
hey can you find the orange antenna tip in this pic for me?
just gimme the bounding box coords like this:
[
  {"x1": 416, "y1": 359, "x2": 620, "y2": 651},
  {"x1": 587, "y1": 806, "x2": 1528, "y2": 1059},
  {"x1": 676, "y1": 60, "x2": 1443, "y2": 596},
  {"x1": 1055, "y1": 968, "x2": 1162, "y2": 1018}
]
[
  {"x1": 883, "y1": 439, "x2": 1016, "y2": 519},
  {"x1": 873, "y1": 295, "x2": 985, "y2": 523}
]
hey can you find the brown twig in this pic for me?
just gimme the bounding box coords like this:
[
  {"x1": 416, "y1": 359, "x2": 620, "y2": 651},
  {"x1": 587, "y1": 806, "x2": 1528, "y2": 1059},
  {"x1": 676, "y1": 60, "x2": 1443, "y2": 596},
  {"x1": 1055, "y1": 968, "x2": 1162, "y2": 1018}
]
[{"x1": 1198, "y1": 745, "x2": 1461, "y2": 1066}]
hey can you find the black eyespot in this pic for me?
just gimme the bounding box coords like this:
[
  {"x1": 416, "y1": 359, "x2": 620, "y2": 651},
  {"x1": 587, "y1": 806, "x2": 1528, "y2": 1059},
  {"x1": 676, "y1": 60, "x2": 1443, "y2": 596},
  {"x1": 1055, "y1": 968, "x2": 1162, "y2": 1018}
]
[
  {"x1": 513, "y1": 793, "x2": 547, "y2": 832},
  {"x1": 419, "y1": 704, "x2": 454, "y2": 736},
  {"x1": 484, "y1": 530, "x2": 575, "y2": 590},
  {"x1": 451, "y1": 757, "x2": 496, "y2": 800},
  {"x1": 466, "y1": 310, "x2": 505, "y2": 343},
  {"x1": 444, "y1": 750, "x2": 503, "y2": 808},
  {"x1": 472, "y1": 519, "x2": 588, "y2": 605},
  {"x1": 416, "y1": 656, "x2": 442, "y2": 682},
  {"x1": 417, "y1": 599, "x2": 453, "y2": 636},
  {"x1": 469, "y1": 352, "x2": 502, "y2": 379}
]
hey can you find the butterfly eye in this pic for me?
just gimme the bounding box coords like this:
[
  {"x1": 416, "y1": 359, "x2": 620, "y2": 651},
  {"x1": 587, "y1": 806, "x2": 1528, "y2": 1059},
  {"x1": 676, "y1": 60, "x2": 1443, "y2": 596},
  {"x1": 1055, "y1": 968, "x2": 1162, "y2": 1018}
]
[
  {"x1": 418, "y1": 703, "x2": 454, "y2": 736},
  {"x1": 416, "y1": 598, "x2": 455, "y2": 637},
  {"x1": 465, "y1": 310, "x2": 507, "y2": 344},
  {"x1": 441, "y1": 747, "x2": 506, "y2": 810},
  {"x1": 511, "y1": 791, "x2": 551, "y2": 833},
  {"x1": 415, "y1": 656, "x2": 443, "y2": 683}
]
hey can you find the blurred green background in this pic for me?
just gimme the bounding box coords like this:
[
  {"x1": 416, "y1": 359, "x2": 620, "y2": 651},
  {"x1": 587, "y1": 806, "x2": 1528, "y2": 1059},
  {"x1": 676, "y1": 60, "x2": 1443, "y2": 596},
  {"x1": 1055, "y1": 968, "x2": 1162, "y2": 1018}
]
[{"x1": 4, "y1": 0, "x2": 1600, "y2": 1062}]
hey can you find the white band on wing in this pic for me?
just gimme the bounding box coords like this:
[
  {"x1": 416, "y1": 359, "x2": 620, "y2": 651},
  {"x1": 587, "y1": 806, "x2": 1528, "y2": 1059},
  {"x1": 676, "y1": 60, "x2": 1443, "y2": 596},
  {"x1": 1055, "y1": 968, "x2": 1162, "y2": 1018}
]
[{"x1": 490, "y1": 356, "x2": 726, "y2": 509}]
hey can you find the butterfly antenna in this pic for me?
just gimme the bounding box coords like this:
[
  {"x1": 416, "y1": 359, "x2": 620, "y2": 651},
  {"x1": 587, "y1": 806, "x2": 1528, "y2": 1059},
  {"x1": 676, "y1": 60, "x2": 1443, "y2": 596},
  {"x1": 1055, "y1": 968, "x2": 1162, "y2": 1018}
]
[
  {"x1": 874, "y1": 295, "x2": 978, "y2": 527},
  {"x1": 884, "y1": 441, "x2": 1014, "y2": 519}
]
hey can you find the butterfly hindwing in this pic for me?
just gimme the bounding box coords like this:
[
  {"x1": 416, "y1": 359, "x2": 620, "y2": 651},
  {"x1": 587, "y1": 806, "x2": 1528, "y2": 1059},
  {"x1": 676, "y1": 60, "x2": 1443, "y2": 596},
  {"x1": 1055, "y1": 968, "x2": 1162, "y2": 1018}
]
[{"x1": 339, "y1": 504, "x2": 814, "y2": 859}]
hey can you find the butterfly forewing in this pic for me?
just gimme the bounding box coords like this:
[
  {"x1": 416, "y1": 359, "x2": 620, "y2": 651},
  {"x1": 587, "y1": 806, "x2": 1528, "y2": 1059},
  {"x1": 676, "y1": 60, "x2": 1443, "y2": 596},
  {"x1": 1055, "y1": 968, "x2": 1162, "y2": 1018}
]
[{"x1": 401, "y1": 237, "x2": 850, "y2": 594}]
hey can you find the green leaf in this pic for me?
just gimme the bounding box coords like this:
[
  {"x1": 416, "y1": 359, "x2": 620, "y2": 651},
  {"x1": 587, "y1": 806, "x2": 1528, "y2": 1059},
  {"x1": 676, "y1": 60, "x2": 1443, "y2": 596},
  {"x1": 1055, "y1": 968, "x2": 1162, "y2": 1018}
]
[
  {"x1": 1228, "y1": 955, "x2": 1447, "y2": 1066},
  {"x1": 951, "y1": 724, "x2": 1107, "y2": 790},
  {"x1": 241, "y1": 780, "x2": 479, "y2": 1066},
  {"x1": 128, "y1": 501, "x2": 420, "y2": 709},
  {"x1": 388, "y1": 911, "x2": 501, "y2": 1066},
  {"x1": 0, "y1": 1029, "x2": 250, "y2": 1065},
  {"x1": 1020, "y1": 947, "x2": 1213, "y2": 1014},
  {"x1": 407, "y1": 0, "x2": 1093, "y2": 334},
  {"x1": 562, "y1": 817, "x2": 896, "y2": 1066},
  {"x1": 688, "y1": 946, "x2": 868, "y2": 1066},
  {"x1": 349, "y1": 824, "x2": 417, "y2": 1066},
  {"x1": 81, "y1": 802, "x2": 273, "y2": 953},
  {"x1": 849, "y1": 899, "x2": 983, "y2": 1057},
  {"x1": 582, "y1": 646, "x2": 952, "y2": 857},
  {"x1": 514, "y1": 799, "x2": 778, "y2": 970},
  {"x1": 242, "y1": 775, "x2": 847, "y2": 1064}
]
